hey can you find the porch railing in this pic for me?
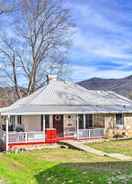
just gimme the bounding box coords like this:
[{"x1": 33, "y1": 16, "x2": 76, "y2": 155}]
[
  {"x1": 77, "y1": 128, "x2": 104, "y2": 139},
  {"x1": 8, "y1": 131, "x2": 45, "y2": 144},
  {"x1": 0, "y1": 128, "x2": 6, "y2": 143},
  {"x1": 0, "y1": 128, "x2": 105, "y2": 145}
]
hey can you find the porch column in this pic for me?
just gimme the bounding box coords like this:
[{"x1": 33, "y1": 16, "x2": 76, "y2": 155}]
[
  {"x1": 49, "y1": 115, "x2": 53, "y2": 128},
  {"x1": 15, "y1": 115, "x2": 17, "y2": 129},
  {"x1": 43, "y1": 115, "x2": 45, "y2": 142},
  {"x1": 83, "y1": 114, "x2": 86, "y2": 129},
  {"x1": 76, "y1": 114, "x2": 79, "y2": 139},
  {"x1": 6, "y1": 115, "x2": 10, "y2": 152}
]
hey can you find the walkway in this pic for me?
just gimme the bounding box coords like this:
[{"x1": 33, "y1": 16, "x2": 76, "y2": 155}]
[
  {"x1": 106, "y1": 153, "x2": 132, "y2": 161},
  {"x1": 60, "y1": 140, "x2": 132, "y2": 161}
]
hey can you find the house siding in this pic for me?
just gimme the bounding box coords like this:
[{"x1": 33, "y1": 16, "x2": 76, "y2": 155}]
[
  {"x1": 104, "y1": 114, "x2": 116, "y2": 138},
  {"x1": 105, "y1": 114, "x2": 116, "y2": 129},
  {"x1": 22, "y1": 115, "x2": 41, "y2": 131},
  {"x1": 93, "y1": 114, "x2": 105, "y2": 128},
  {"x1": 124, "y1": 113, "x2": 132, "y2": 129},
  {"x1": 64, "y1": 114, "x2": 76, "y2": 136}
]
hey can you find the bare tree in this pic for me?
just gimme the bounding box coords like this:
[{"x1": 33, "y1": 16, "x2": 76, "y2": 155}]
[
  {"x1": 0, "y1": 1, "x2": 13, "y2": 15},
  {"x1": 0, "y1": 38, "x2": 23, "y2": 99},
  {"x1": 0, "y1": 0, "x2": 73, "y2": 98}
]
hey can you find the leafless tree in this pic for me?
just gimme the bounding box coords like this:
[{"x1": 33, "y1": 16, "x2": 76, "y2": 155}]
[
  {"x1": 0, "y1": 38, "x2": 23, "y2": 99},
  {"x1": 0, "y1": 0, "x2": 14, "y2": 15},
  {"x1": 0, "y1": 0, "x2": 73, "y2": 99}
]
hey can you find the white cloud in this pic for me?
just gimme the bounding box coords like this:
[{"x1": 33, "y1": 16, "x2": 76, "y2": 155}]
[
  {"x1": 67, "y1": 0, "x2": 132, "y2": 78},
  {"x1": 70, "y1": 1, "x2": 132, "y2": 34},
  {"x1": 73, "y1": 30, "x2": 132, "y2": 61},
  {"x1": 72, "y1": 65, "x2": 132, "y2": 82}
]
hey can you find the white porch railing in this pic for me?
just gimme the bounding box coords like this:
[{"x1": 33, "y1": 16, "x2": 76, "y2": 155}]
[
  {"x1": 0, "y1": 128, "x2": 104, "y2": 145},
  {"x1": 0, "y1": 129, "x2": 45, "y2": 144},
  {"x1": 77, "y1": 128, "x2": 104, "y2": 139},
  {"x1": 0, "y1": 128, "x2": 6, "y2": 143},
  {"x1": 8, "y1": 131, "x2": 45, "y2": 144}
]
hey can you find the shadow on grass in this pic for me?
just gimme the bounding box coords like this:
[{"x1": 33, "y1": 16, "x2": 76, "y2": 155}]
[{"x1": 35, "y1": 161, "x2": 132, "y2": 184}]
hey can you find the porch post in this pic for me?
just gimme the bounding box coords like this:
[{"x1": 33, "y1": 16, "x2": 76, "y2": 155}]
[
  {"x1": 15, "y1": 115, "x2": 17, "y2": 129},
  {"x1": 76, "y1": 114, "x2": 79, "y2": 139},
  {"x1": 43, "y1": 115, "x2": 45, "y2": 142},
  {"x1": 49, "y1": 115, "x2": 53, "y2": 128},
  {"x1": 83, "y1": 114, "x2": 86, "y2": 129},
  {"x1": 6, "y1": 115, "x2": 10, "y2": 152}
]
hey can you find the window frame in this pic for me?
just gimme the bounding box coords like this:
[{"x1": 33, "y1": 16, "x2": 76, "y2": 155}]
[
  {"x1": 45, "y1": 115, "x2": 50, "y2": 129},
  {"x1": 116, "y1": 113, "x2": 124, "y2": 127},
  {"x1": 17, "y1": 115, "x2": 22, "y2": 125}
]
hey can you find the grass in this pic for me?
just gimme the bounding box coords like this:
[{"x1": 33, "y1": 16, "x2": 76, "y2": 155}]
[
  {"x1": 0, "y1": 147, "x2": 132, "y2": 184},
  {"x1": 87, "y1": 139, "x2": 132, "y2": 156}
]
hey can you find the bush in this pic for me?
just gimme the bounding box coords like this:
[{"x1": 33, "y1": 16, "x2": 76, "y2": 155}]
[
  {"x1": 113, "y1": 132, "x2": 126, "y2": 139},
  {"x1": 15, "y1": 127, "x2": 24, "y2": 132}
]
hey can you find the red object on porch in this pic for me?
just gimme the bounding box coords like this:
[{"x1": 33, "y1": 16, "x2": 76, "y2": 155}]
[{"x1": 45, "y1": 128, "x2": 57, "y2": 143}]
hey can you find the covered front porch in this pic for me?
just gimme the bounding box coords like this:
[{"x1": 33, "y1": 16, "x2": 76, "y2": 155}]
[{"x1": 0, "y1": 113, "x2": 105, "y2": 151}]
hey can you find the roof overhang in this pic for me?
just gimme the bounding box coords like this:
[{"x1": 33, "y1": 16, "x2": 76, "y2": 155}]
[{"x1": 1, "y1": 104, "x2": 132, "y2": 116}]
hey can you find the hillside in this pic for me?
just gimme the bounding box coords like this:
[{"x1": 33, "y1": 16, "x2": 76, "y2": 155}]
[
  {"x1": 0, "y1": 87, "x2": 26, "y2": 107},
  {"x1": 78, "y1": 75, "x2": 132, "y2": 99},
  {"x1": 0, "y1": 87, "x2": 18, "y2": 107}
]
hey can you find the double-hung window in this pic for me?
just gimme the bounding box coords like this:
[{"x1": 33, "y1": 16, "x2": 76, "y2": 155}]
[{"x1": 116, "y1": 113, "x2": 124, "y2": 128}]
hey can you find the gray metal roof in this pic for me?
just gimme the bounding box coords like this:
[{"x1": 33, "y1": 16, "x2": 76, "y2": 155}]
[{"x1": 1, "y1": 79, "x2": 132, "y2": 115}]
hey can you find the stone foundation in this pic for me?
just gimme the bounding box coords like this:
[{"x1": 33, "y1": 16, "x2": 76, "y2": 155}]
[{"x1": 105, "y1": 128, "x2": 132, "y2": 138}]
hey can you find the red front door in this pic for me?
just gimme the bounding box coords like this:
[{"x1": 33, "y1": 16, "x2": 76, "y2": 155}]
[{"x1": 53, "y1": 115, "x2": 64, "y2": 137}]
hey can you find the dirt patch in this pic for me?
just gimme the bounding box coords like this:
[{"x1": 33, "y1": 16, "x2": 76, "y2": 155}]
[{"x1": 0, "y1": 179, "x2": 7, "y2": 184}]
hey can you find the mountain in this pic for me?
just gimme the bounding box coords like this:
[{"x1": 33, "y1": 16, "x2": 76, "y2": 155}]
[
  {"x1": 0, "y1": 87, "x2": 26, "y2": 107},
  {"x1": 0, "y1": 75, "x2": 132, "y2": 108},
  {"x1": 78, "y1": 75, "x2": 132, "y2": 99}
]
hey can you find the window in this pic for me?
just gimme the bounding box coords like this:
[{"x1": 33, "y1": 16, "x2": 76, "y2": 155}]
[
  {"x1": 45, "y1": 115, "x2": 49, "y2": 129},
  {"x1": 116, "y1": 114, "x2": 124, "y2": 126},
  {"x1": 68, "y1": 115, "x2": 71, "y2": 119},
  {"x1": 41, "y1": 115, "x2": 43, "y2": 131},
  {"x1": 10, "y1": 116, "x2": 15, "y2": 129},
  {"x1": 78, "y1": 114, "x2": 84, "y2": 129},
  {"x1": 86, "y1": 114, "x2": 93, "y2": 128},
  {"x1": 17, "y1": 115, "x2": 22, "y2": 125}
]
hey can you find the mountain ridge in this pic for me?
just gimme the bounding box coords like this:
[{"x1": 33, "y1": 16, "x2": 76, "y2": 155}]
[{"x1": 78, "y1": 75, "x2": 132, "y2": 99}]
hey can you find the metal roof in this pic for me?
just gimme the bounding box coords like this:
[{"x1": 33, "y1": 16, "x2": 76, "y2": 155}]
[{"x1": 1, "y1": 79, "x2": 132, "y2": 115}]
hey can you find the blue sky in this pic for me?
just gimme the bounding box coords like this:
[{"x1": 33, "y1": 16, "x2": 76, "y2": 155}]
[
  {"x1": 1, "y1": 0, "x2": 132, "y2": 83},
  {"x1": 67, "y1": 0, "x2": 132, "y2": 81}
]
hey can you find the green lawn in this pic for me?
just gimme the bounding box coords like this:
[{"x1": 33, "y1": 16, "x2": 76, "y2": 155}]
[
  {"x1": 0, "y1": 148, "x2": 132, "y2": 184},
  {"x1": 88, "y1": 139, "x2": 132, "y2": 156}
]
